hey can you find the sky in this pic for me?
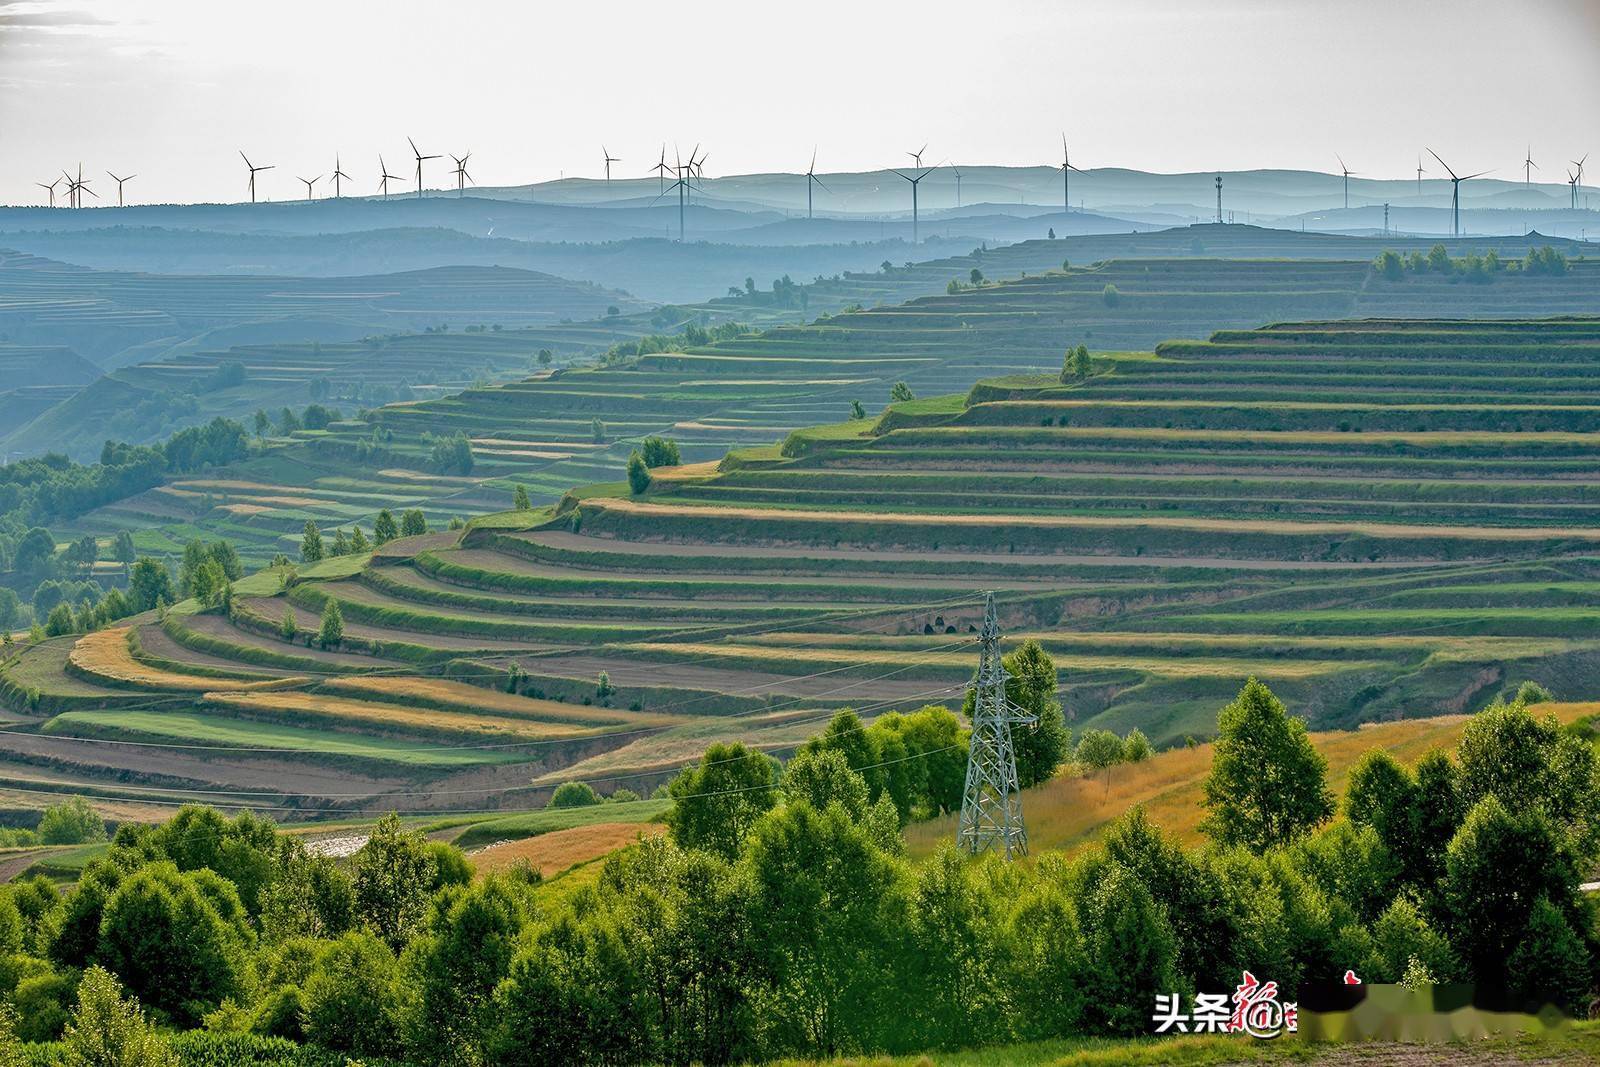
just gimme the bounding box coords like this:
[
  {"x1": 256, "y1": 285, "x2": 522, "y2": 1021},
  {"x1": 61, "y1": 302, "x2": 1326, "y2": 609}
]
[{"x1": 0, "y1": 0, "x2": 1597, "y2": 206}]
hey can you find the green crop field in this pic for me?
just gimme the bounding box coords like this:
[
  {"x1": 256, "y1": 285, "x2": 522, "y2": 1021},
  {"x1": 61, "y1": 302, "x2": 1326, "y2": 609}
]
[{"x1": 11, "y1": 312, "x2": 1600, "y2": 819}]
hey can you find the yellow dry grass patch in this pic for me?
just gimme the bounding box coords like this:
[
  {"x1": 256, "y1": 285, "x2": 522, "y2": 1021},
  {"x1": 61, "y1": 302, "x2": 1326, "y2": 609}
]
[
  {"x1": 471, "y1": 822, "x2": 666, "y2": 877},
  {"x1": 320, "y1": 676, "x2": 695, "y2": 727},
  {"x1": 904, "y1": 702, "x2": 1600, "y2": 860},
  {"x1": 648, "y1": 461, "x2": 721, "y2": 482},
  {"x1": 203, "y1": 690, "x2": 591, "y2": 739},
  {"x1": 375, "y1": 468, "x2": 476, "y2": 484},
  {"x1": 219, "y1": 503, "x2": 274, "y2": 516},
  {"x1": 594, "y1": 497, "x2": 1600, "y2": 542},
  {"x1": 69, "y1": 628, "x2": 301, "y2": 693}
]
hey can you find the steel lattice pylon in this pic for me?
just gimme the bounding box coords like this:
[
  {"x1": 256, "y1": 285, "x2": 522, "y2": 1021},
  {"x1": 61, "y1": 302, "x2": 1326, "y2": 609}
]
[{"x1": 957, "y1": 592, "x2": 1036, "y2": 859}]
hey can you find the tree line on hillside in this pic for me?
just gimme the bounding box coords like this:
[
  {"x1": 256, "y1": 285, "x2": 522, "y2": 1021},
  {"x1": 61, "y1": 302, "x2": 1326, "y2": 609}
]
[
  {"x1": 0, "y1": 652, "x2": 1594, "y2": 1064},
  {"x1": 1373, "y1": 244, "x2": 1570, "y2": 284}
]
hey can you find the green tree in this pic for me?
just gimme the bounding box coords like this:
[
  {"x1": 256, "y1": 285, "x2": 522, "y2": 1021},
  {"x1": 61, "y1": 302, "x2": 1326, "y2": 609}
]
[
  {"x1": 537, "y1": 348, "x2": 553, "y2": 366},
  {"x1": 1061, "y1": 343, "x2": 1091, "y2": 382},
  {"x1": 44, "y1": 602, "x2": 75, "y2": 637},
  {"x1": 317, "y1": 599, "x2": 343, "y2": 650},
  {"x1": 889, "y1": 381, "x2": 915, "y2": 403},
  {"x1": 373, "y1": 509, "x2": 399, "y2": 545},
  {"x1": 400, "y1": 508, "x2": 427, "y2": 537},
  {"x1": 331, "y1": 529, "x2": 351, "y2": 557},
  {"x1": 850, "y1": 399, "x2": 866, "y2": 420},
  {"x1": 1375, "y1": 249, "x2": 1405, "y2": 279},
  {"x1": 60, "y1": 966, "x2": 175, "y2": 1067},
  {"x1": 742, "y1": 800, "x2": 906, "y2": 1056},
  {"x1": 1443, "y1": 796, "x2": 1577, "y2": 992},
  {"x1": 548, "y1": 781, "x2": 602, "y2": 808},
  {"x1": 301, "y1": 931, "x2": 403, "y2": 1058},
  {"x1": 782, "y1": 748, "x2": 871, "y2": 820},
  {"x1": 969, "y1": 267, "x2": 984, "y2": 285},
  {"x1": 627, "y1": 451, "x2": 651, "y2": 495},
  {"x1": 405, "y1": 875, "x2": 533, "y2": 1063},
  {"x1": 591, "y1": 417, "x2": 606, "y2": 443},
  {"x1": 1074, "y1": 729, "x2": 1125, "y2": 795},
  {"x1": 1427, "y1": 243, "x2": 1452, "y2": 273},
  {"x1": 1003, "y1": 640, "x2": 1070, "y2": 787},
  {"x1": 1506, "y1": 896, "x2": 1592, "y2": 1015},
  {"x1": 112, "y1": 531, "x2": 136, "y2": 577},
  {"x1": 37, "y1": 797, "x2": 105, "y2": 845},
  {"x1": 1455, "y1": 699, "x2": 1600, "y2": 857},
  {"x1": 127, "y1": 557, "x2": 173, "y2": 613},
  {"x1": 665, "y1": 742, "x2": 779, "y2": 859},
  {"x1": 1101, "y1": 283, "x2": 1121, "y2": 307},
  {"x1": 94, "y1": 862, "x2": 249, "y2": 1025},
  {"x1": 513, "y1": 484, "x2": 531, "y2": 510},
  {"x1": 1200, "y1": 678, "x2": 1332, "y2": 852},
  {"x1": 1123, "y1": 728, "x2": 1152, "y2": 762},
  {"x1": 279, "y1": 604, "x2": 297, "y2": 642},
  {"x1": 640, "y1": 436, "x2": 682, "y2": 468},
  {"x1": 352, "y1": 813, "x2": 438, "y2": 951},
  {"x1": 300, "y1": 520, "x2": 324, "y2": 563},
  {"x1": 1079, "y1": 864, "x2": 1179, "y2": 1035}
]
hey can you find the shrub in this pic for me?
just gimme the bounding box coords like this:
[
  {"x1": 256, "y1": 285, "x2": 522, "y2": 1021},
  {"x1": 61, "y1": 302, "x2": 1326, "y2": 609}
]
[
  {"x1": 548, "y1": 782, "x2": 602, "y2": 809},
  {"x1": 627, "y1": 452, "x2": 650, "y2": 495},
  {"x1": 1101, "y1": 283, "x2": 1121, "y2": 307},
  {"x1": 37, "y1": 797, "x2": 105, "y2": 845},
  {"x1": 889, "y1": 381, "x2": 915, "y2": 403},
  {"x1": 639, "y1": 437, "x2": 681, "y2": 468}
]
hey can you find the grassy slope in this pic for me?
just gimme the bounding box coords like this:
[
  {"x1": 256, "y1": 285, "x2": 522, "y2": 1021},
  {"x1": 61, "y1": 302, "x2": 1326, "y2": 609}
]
[{"x1": 904, "y1": 702, "x2": 1600, "y2": 860}]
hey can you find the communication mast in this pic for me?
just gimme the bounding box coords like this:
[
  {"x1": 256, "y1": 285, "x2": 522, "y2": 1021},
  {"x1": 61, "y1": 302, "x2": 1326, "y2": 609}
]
[{"x1": 957, "y1": 592, "x2": 1035, "y2": 859}]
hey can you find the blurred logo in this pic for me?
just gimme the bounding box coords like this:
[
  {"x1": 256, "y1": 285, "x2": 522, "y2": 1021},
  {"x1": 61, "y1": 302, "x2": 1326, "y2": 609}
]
[{"x1": 1152, "y1": 970, "x2": 1299, "y2": 1038}]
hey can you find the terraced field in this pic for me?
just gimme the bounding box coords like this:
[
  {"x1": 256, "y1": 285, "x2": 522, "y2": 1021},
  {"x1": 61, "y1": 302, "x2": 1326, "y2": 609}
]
[
  {"x1": 86, "y1": 254, "x2": 1600, "y2": 566},
  {"x1": 12, "y1": 317, "x2": 1600, "y2": 819}
]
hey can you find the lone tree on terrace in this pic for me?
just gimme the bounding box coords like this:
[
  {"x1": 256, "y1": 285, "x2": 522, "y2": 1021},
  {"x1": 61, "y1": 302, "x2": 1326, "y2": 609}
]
[
  {"x1": 512, "y1": 485, "x2": 531, "y2": 510},
  {"x1": 373, "y1": 509, "x2": 399, "y2": 545},
  {"x1": 318, "y1": 599, "x2": 344, "y2": 650},
  {"x1": 627, "y1": 451, "x2": 650, "y2": 495},
  {"x1": 889, "y1": 381, "x2": 915, "y2": 403},
  {"x1": 1201, "y1": 678, "x2": 1332, "y2": 852},
  {"x1": 300, "y1": 520, "x2": 324, "y2": 563}
]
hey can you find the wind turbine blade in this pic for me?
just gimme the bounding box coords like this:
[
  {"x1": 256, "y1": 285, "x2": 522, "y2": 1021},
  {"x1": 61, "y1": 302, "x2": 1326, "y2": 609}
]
[
  {"x1": 810, "y1": 147, "x2": 817, "y2": 173},
  {"x1": 409, "y1": 136, "x2": 421, "y2": 157},
  {"x1": 813, "y1": 176, "x2": 829, "y2": 192},
  {"x1": 1426, "y1": 148, "x2": 1457, "y2": 181},
  {"x1": 240, "y1": 151, "x2": 252, "y2": 167},
  {"x1": 1460, "y1": 170, "x2": 1490, "y2": 180}
]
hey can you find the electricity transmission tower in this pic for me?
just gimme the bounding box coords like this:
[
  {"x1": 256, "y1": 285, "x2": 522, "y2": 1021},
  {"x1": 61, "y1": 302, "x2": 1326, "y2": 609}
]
[{"x1": 957, "y1": 592, "x2": 1035, "y2": 859}]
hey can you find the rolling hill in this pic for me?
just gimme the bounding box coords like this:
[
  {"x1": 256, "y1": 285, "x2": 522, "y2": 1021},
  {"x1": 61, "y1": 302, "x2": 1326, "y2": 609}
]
[
  {"x1": 9, "y1": 316, "x2": 1600, "y2": 819},
  {"x1": 75, "y1": 247, "x2": 1600, "y2": 566}
]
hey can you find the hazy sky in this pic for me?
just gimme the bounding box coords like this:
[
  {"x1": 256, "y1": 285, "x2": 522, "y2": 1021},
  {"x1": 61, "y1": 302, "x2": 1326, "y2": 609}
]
[{"x1": 1, "y1": 0, "x2": 1597, "y2": 206}]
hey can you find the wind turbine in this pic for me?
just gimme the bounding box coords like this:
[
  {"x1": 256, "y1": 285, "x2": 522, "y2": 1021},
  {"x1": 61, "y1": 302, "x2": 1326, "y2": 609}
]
[
  {"x1": 36, "y1": 178, "x2": 60, "y2": 208},
  {"x1": 1572, "y1": 154, "x2": 1588, "y2": 201},
  {"x1": 650, "y1": 145, "x2": 671, "y2": 194},
  {"x1": 1569, "y1": 168, "x2": 1581, "y2": 211},
  {"x1": 377, "y1": 155, "x2": 405, "y2": 199},
  {"x1": 1336, "y1": 155, "x2": 1356, "y2": 210},
  {"x1": 892, "y1": 164, "x2": 936, "y2": 244},
  {"x1": 64, "y1": 166, "x2": 95, "y2": 209},
  {"x1": 330, "y1": 156, "x2": 351, "y2": 198},
  {"x1": 1416, "y1": 155, "x2": 1425, "y2": 198},
  {"x1": 1060, "y1": 135, "x2": 1082, "y2": 215},
  {"x1": 1523, "y1": 146, "x2": 1538, "y2": 185},
  {"x1": 602, "y1": 146, "x2": 619, "y2": 184},
  {"x1": 1427, "y1": 148, "x2": 1488, "y2": 237},
  {"x1": 106, "y1": 171, "x2": 135, "y2": 207},
  {"x1": 297, "y1": 174, "x2": 320, "y2": 201},
  {"x1": 450, "y1": 152, "x2": 472, "y2": 196},
  {"x1": 949, "y1": 162, "x2": 962, "y2": 209},
  {"x1": 408, "y1": 137, "x2": 439, "y2": 198},
  {"x1": 907, "y1": 143, "x2": 927, "y2": 168},
  {"x1": 240, "y1": 151, "x2": 273, "y2": 203},
  {"x1": 656, "y1": 145, "x2": 695, "y2": 242},
  {"x1": 805, "y1": 148, "x2": 828, "y2": 220}
]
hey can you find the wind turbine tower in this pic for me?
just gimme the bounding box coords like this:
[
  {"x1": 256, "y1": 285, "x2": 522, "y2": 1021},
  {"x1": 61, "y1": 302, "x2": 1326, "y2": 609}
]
[
  {"x1": 240, "y1": 152, "x2": 273, "y2": 204},
  {"x1": 602, "y1": 146, "x2": 620, "y2": 184},
  {"x1": 106, "y1": 172, "x2": 135, "y2": 207},
  {"x1": 950, "y1": 162, "x2": 963, "y2": 209},
  {"x1": 1215, "y1": 174, "x2": 1223, "y2": 223},
  {"x1": 1336, "y1": 155, "x2": 1356, "y2": 210},
  {"x1": 893, "y1": 165, "x2": 936, "y2": 244},
  {"x1": 1427, "y1": 148, "x2": 1487, "y2": 237},
  {"x1": 1524, "y1": 146, "x2": 1538, "y2": 185},
  {"x1": 408, "y1": 137, "x2": 440, "y2": 199},
  {"x1": 1060, "y1": 135, "x2": 1082, "y2": 215},
  {"x1": 36, "y1": 178, "x2": 60, "y2": 208},
  {"x1": 330, "y1": 156, "x2": 351, "y2": 198},
  {"x1": 450, "y1": 152, "x2": 472, "y2": 196},
  {"x1": 805, "y1": 149, "x2": 828, "y2": 220},
  {"x1": 378, "y1": 156, "x2": 405, "y2": 199},
  {"x1": 297, "y1": 175, "x2": 320, "y2": 201}
]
